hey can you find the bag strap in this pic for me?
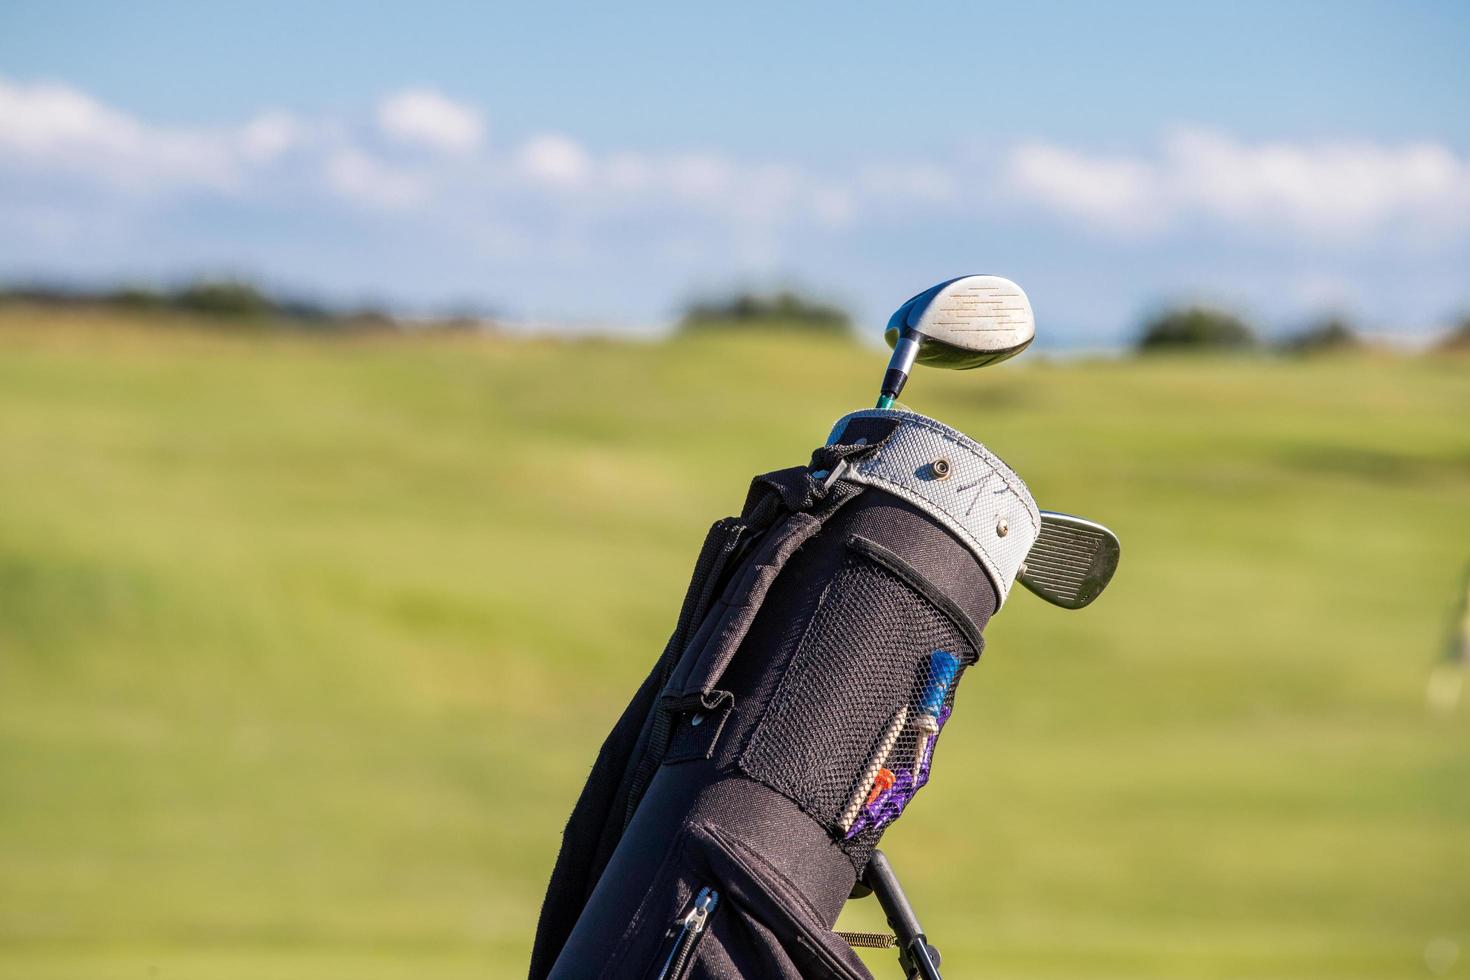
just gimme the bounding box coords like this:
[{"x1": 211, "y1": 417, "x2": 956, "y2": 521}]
[
  {"x1": 529, "y1": 438, "x2": 887, "y2": 978},
  {"x1": 621, "y1": 439, "x2": 879, "y2": 829}
]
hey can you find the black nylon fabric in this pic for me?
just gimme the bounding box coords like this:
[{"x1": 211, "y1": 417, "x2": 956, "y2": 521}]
[
  {"x1": 530, "y1": 461, "x2": 859, "y2": 978},
  {"x1": 531, "y1": 510, "x2": 761, "y2": 977},
  {"x1": 737, "y1": 540, "x2": 978, "y2": 853},
  {"x1": 713, "y1": 493, "x2": 996, "y2": 870},
  {"x1": 528, "y1": 659, "x2": 662, "y2": 980},
  {"x1": 549, "y1": 771, "x2": 870, "y2": 979},
  {"x1": 531, "y1": 428, "x2": 1003, "y2": 979}
]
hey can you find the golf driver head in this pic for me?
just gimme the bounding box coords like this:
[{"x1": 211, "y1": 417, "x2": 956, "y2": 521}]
[
  {"x1": 877, "y1": 275, "x2": 1035, "y2": 406},
  {"x1": 1017, "y1": 511, "x2": 1121, "y2": 609},
  {"x1": 886, "y1": 275, "x2": 1036, "y2": 368}
]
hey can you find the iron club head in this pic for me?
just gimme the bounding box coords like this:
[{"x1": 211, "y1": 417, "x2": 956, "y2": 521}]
[
  {"x1": 876, "y1": 275, "x2": 1036, "y2": 408},
  {"x1": 1017, "y1": 511, "x2": 1121, "y2": 609}
]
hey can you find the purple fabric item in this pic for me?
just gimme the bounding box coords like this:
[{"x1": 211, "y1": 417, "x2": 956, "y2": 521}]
[{"x1": 844, "y1": 706, "x2": 951, "y2": 839}]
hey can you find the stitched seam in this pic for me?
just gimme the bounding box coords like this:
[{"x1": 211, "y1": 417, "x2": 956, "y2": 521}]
[
  {"x1": 846, "y1": 534, "x2": 984, "y2": 660},
  {"x1": 695, "y1": 824, "x2": 873, "y2": 979},
  {"x1": 840, "y1": 469, "x2": 1013, "y2": 601},
  {"x1": 835, "y1": 409, "x2": 1039, "y2": 526}
]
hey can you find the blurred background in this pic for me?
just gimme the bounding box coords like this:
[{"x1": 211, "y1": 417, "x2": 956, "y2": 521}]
[{"x1": 1, "y1": 3, "x2": 1468, "y2": 978}]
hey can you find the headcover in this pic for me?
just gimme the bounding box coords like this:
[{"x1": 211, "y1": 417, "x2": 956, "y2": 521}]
[{"x1": 828, "y1": 409, "x2": 1039, "y2": 604}]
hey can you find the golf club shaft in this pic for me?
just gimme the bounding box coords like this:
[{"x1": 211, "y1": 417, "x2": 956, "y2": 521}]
[{"x1": 877, "y1": 332, "x2": 921, "y2": 408}]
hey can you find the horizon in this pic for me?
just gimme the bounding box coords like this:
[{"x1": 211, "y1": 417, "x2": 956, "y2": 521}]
[{"x1": 5, "y1": 276, "x2": 1458, "y2": 356}]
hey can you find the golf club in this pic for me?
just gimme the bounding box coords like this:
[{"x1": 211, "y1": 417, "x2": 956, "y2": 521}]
[
  {"x1": 876, "y1": 275, "x2": 1036, "y2": 409},
  {"x1": 1017, "y1": 511, "x2": 1122, "y2": 609}
]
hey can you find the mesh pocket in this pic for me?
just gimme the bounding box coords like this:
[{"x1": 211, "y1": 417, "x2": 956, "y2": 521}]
[{"x1": 738, "y1": 535, "x2": 977, "y2": 846}]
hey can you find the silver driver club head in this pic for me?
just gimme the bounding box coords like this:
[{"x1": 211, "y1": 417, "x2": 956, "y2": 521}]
[
  {"x1": 1017, "y1": 511, "x2": 1121, "y2": 609},
  {"x1": 877, "y1": 275, "x2": 1036, "y2": 408}
]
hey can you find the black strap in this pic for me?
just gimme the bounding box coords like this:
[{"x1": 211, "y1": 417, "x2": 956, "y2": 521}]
[
  {"x1": 623, "y1": 453, "x2": 875, "y2": 829},
  {"x1": 630, "y1": 429, "x2": 891, "y2": 817},
  {"x1": 531, "y1": 434, "x2": 891, "y2": 976}
]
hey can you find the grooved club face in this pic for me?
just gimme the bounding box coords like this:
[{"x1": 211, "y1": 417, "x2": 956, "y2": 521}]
[
  {"x1": 884, "y1": 275, "x2": 1036, "y2": 370},
  {"x1": 1017, "y1": 512, "x2": 1121, "y2": 609}
]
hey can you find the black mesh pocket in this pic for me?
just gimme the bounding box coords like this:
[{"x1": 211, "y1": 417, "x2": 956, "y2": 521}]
[{"x1": 738, "y1": 534, "x2": 979, "y2": 846}]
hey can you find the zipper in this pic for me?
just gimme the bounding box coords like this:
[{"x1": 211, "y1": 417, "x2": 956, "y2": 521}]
[{"x1": 655, "y1": 886, "x2": 719, "y2": 980}]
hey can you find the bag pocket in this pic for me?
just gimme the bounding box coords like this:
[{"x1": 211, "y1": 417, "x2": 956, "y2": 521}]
[
  {"x1": 739, "y1": 534, "x2": 981, "y2": 845},
  {"x1": 647, "y1": 823, "x2": 875, "y2": 980}
]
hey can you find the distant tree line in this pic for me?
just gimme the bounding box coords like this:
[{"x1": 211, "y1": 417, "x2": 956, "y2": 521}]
[
  {"x1": 1137, "y1": 305, "x2": 1470, "y2": 356},
  {"x1": 0, "y1": 278, "x2": 490, "y2": 331},
  {"x1": 1440, "y1": 316, "x2": 1470, "y2": 354},
  {"x1": 5, "y1": 277, "x2": 1468, "y2": 353},
  {"x1": 679, "y1": 289, "x2": 852, "y2": 337}
]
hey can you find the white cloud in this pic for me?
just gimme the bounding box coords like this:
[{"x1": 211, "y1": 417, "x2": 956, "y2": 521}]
[
  {"x1": 1004, "y1": 127, "x2": 1470, "y2": 239},
  {"x1": 323, "y1": 149, "x2": 425, "y2": 209},
  {"x1": 1004, "y1": 143, "x2": 1162, "y2": 232},
  {"x1": 664, "y1": 153, "x2": 734, "y2": 201},
  {"x1": 0, "y1": 78, "x2": 136, "y2": 154},
  {"x1": 1, "y1": 72, "x2": 1466, "y2": 335},
  {"x1": 0, "y1": 76, "x2": 240, "y2": 190},
  {"x1": 516, "y1": 134, "x2": 590, "y2": 186},
  {"x1": 4, "y1": 72, "x2": 1466, "y2": 251},
  {"x1": 1165, "y1": 127, "x2": 1468, "y2": 236},
  {"x1": 238, "y1": 111, "x2": 303, "y2": 163},
  {"x1": 376, "y1": 87, "x2": 484, "y2": 153}
]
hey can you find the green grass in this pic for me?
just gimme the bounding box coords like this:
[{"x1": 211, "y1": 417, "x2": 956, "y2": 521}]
[{"x1": 0, "y1": 307, "x2": 1467, "y2": 979}]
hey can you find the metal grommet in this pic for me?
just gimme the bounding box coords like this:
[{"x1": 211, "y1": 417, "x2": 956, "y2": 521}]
[
  {"x1": 931, "y1": 458, "x2": 951, "y2": 480},
  {"x1": 996, "y1": 517, "x2": 1009, "y2": 537},
  {"x1": 690, "y1": 713, "x2": 704, "y2": 727}
]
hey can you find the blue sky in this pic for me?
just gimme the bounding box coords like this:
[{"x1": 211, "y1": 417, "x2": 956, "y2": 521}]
[{"x1": 2, "y1": 1, "x2": 1467, "y2": 342}]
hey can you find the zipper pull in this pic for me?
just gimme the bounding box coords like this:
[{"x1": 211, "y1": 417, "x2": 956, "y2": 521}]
[
  {"x1": 657, "y1": 887, "x2": 719, "y2": 980},
  {"x1": 683, "y1": 886, "x2": 717, "y2": 935}
]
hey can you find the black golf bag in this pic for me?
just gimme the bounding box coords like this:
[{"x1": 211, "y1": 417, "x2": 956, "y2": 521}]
[{"x1": 530, "y1": 408, "x2": 1040, "y2": 979}]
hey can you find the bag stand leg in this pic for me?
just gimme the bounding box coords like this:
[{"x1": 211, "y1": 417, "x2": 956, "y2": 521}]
[{"x1": 863, "y1": 850, "x2": 943, "y2": 980}]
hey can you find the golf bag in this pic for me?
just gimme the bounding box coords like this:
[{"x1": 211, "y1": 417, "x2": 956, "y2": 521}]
[{"x1": 530, "y1": 408, "x2": 1040, "y2": 979}]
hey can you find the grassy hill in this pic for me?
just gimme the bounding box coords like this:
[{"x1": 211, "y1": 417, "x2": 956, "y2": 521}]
[{"x1": 0, "y1": 307, "x2": 1467, "y2": 979}]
